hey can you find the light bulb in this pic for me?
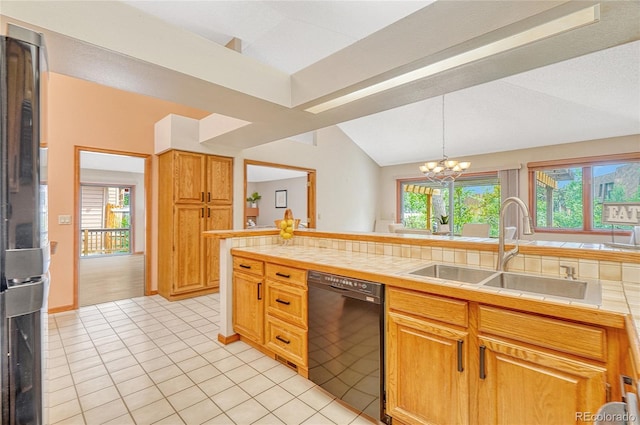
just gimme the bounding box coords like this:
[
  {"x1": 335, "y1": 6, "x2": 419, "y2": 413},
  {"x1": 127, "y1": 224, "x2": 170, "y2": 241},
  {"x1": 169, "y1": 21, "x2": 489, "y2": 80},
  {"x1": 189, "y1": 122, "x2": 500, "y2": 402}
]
[
  {"x1": 459, "y1": 161, "x2": 471, "y2": 170},
  {"x1": 444, "y1": 160, "x2": 458, "y2": 169}
]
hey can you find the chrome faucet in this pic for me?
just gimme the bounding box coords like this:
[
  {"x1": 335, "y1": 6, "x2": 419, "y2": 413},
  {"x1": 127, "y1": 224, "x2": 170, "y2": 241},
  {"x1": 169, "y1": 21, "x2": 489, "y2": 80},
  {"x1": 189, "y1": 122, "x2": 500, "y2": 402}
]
[{"x1": 497, "y1": 197, "x2": 534, "y2": 271}]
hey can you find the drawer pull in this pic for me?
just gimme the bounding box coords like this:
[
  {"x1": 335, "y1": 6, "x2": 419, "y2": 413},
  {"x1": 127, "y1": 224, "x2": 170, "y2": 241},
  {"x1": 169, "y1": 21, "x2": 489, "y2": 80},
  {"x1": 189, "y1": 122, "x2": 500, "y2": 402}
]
[
  {"x1": 457, "y1": 339, "x2": 464, "y2": 373},
  {"x1": 275, "y1": 272, "x2": 291, "y2": 279},
  {"x1": 479, "y1": 345, "x2": 486, "y2": 380},
  {"x1": 239, "y1": 264, "x2": 251, "y2": 269},
  {"x1": 275, "y1": 298, "x2": 291, "y2": 305},
  {"x1": 276, "y1": 335, "x2": 290, "y2": 344}
]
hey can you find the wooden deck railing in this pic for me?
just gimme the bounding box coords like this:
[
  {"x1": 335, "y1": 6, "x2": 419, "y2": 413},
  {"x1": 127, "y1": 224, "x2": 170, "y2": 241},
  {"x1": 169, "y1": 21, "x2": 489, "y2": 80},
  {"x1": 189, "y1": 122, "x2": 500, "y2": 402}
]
[{"x1": 81, "y1": 228, "x2": 131, "y2": 256}]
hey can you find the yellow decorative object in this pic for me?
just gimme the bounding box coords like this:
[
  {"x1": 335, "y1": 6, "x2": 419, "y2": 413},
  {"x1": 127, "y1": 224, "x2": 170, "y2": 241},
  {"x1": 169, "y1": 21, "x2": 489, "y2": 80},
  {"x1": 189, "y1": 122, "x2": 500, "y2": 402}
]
[{"x1": 280, "y1": 209, "x2": 295, "y2": 244}]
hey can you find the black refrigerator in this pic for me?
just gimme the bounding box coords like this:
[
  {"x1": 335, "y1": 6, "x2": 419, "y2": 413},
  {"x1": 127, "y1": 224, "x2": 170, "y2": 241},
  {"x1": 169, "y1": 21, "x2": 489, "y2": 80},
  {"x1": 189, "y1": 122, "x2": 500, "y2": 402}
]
[{"x1": 0, "y1": 25, "x2": 49, "y2": 425}]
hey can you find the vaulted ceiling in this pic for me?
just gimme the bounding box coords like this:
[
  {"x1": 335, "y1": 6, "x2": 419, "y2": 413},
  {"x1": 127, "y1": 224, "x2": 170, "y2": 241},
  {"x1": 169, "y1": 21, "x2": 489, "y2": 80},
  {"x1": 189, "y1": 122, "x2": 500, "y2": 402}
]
[{"x1": 3, "y1": 1, "x2": 639, "y2": 166}]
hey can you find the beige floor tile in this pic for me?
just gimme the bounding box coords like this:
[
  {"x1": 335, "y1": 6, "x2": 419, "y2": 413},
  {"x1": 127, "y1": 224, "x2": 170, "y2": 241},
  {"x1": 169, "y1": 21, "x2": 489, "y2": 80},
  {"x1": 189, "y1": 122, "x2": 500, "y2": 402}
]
[
  {"x1": 131, "y1": 398, "x2": 176, "y2": 425},
  {"x1": 210, "y1": 385, "x2": 251, "y2": 411},
  {"x1": 280, "y1": 374, "x2": 316, "y2": 396},
  {"x1": 298, "y1": 386, "x2": 335, "y2": 411},
  {"x1": 178, "y1": 398, "x2": 222, "y2": 424},
  {"x1": 79, "y1": 385, "x2": 121, "y2": 411},
  {"x1": 225, "y1": 363, "x2": 259, "y2": 384},
  {"x1": 168, "y1": 347, "x2": 198, "y2": 363},
  {"x1": 198, "y1": 374, "x2": 235, "y2": 397},
  {"x1": 176, "y1": 354, "x2": 209, "y2": 373},
  {"x1": 226, "y1": 398, "x2": 270, "y2": 424},
  {"x1": 117, "y1": 374, "x2": 155, "y2": 396},
  {"x1": 49, "y1": 398, "x2": 82, "y2": 424},
  {"x1": 52, "y1": 413, "x2": 86, "y2": 425},
  {"x1": 254, "y1": 385, "x2": 295, "y2": 411},
  {"x1": 238, "y1": 373, "x2": 276, "y2": 397},
  {"x1": 104, "y1": 354, "x2": 139, "y2": 373},
  {"x1": 140, "y1": 355, "x2": 174, "y2": 373},
  {"x1": 48, "y1": 375, "x2": 76, "y2": 394},
  {"x1": 102, "y1": 413, "x2": 136, "y2": 425},
  {"x1": 301, "y1": 412, "x2": 336, "y2": 425},
  {"x1": 49, "y1": 385, "x2": 78, "y2": 407},
  {"x1": 74, "y1": 374, "x2": 114, "y2": 397},
  {"x1": 123, "y1": 385, "x2": 164, "y2": 411},
  {"x1": 157, "y1": 374, "x2": 195, "y2": 397},
  {"x1": 166, "y1": 385, "x2": 208, "y2": 412},
  {"x1": 263, "y1": 363, "x2": 298, "y2": 383},
  {"x1": 152, "y1": 413, "x2": 186, "y2": 425},
  {"x1": 110, "y1": 364, "x2": 146, "y2": 383},
  {"x1": 148, "y1": 364, "x2": 184, "y2": 384},
  {"x1": 202, "y1": 413, "x2": 235, "y2": 424},
  {"x1": 320, "y1": 400, "x2": 360, "y2": 424},
  {"x1": 83, "y1": 398, "x2": 129, "y2": 425},
  {"x1": 273, "y1": 398, "x2": 316, "y2": 424},
  {"x1": 71, "y1": 364, "x2": 108, "y2": 384},
  {"x1": 252, "y1": 413, "x2": 286, "y2": 424}
]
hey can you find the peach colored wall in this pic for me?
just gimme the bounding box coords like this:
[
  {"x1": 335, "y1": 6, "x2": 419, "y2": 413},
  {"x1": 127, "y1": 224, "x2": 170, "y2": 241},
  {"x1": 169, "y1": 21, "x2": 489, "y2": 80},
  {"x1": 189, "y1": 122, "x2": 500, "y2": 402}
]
[{"x1": 46, "y1": 73, "x2": 210, "y2": 311}]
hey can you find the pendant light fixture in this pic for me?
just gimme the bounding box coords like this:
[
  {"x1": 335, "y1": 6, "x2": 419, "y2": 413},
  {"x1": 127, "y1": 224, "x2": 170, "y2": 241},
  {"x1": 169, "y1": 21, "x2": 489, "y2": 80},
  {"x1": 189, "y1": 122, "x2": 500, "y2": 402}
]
[{"x1": 419, "y1": 95, "x2": 470, "y2": 184}]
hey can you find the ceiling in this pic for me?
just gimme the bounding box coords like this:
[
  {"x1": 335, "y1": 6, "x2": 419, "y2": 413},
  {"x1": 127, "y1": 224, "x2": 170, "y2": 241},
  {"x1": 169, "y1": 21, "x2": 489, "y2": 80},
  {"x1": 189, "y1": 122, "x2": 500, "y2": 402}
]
[
  {"x1": 121, "y1": 0, "x2": 640, "y2": 166},
  {"x1": 4, "y1": 1, "x2": 639, "y2": 167}
]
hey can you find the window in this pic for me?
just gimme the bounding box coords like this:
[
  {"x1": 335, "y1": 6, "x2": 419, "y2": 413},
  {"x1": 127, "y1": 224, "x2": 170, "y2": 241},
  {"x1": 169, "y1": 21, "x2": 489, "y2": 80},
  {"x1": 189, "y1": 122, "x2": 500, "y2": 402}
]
[
  {"x1": 529, "y1": 154, "x2": 640, "y2": 233},
  {"x1": 80, "y1": 185, "x2": 133, "y2": 256},
  {"x1": 398, "y1": 173, "x2": 501, "y2": 236}
]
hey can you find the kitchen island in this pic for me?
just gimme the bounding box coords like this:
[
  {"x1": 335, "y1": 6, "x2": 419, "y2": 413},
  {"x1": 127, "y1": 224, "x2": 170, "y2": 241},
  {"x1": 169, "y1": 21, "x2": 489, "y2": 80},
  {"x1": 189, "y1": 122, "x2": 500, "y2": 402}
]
[{"x1": 204, "y1": 228, "x2": 640, "y2": 424}]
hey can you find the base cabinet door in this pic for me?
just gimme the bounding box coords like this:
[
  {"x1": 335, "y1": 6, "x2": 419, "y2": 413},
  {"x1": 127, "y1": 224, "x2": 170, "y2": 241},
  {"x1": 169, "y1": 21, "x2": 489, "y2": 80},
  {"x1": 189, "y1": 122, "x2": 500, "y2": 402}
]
[
  {"x1": 232, "y1": 272, "x2": 264, "y2": 344},
  {"x1": 387, "y1": 311, "x2": 469, "y2": 425},
  {"x1": 476, "y1": 336, "x2": 607, "y2": 425},
  {"x1": 172, "y1": 205, "x2": 205, "y2": 294}
]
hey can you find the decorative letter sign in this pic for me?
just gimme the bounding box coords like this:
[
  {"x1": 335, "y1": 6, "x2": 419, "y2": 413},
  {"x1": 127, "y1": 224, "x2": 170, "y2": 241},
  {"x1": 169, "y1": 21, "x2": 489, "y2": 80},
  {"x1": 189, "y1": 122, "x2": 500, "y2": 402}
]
[{"x1": 602, "y1": 203, "x2": 640, "y2": 225}]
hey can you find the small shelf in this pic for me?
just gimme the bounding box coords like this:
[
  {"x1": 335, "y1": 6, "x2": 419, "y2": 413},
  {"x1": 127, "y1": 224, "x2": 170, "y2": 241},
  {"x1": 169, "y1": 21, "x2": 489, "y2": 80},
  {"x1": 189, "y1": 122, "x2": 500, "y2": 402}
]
[{"x1": 246, "y1": 207, "x2": 259, "y2": 217}]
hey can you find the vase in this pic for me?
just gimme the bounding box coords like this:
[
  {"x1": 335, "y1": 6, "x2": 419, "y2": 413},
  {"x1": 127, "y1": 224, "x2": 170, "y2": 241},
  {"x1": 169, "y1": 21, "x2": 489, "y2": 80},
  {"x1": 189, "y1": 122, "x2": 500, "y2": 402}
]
[{"x1": 439, "y1": 224, "x2": 450, "y2": 233}]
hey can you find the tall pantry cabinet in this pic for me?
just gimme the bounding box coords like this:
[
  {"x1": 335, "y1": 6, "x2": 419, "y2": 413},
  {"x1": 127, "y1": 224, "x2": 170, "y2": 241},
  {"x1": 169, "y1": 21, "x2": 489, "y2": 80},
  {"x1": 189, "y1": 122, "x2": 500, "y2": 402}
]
[{"x1": 158, "y1": 149, "x2": 233, "y2": 300}]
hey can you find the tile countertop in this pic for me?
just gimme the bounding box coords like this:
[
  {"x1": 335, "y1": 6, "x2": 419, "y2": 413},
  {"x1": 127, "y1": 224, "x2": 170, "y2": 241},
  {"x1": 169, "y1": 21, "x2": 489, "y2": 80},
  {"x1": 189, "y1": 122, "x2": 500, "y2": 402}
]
[{"x1": 229, "y1": 243, "x2": 639, "y2": 345}]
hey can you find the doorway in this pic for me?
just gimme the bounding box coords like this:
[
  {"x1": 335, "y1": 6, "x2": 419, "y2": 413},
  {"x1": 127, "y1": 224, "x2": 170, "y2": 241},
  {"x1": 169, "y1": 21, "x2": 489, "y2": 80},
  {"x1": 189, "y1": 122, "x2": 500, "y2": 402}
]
[
  {"x1": 244, "y1": 160, "x2": 316, "y2": 229},
  {"x1": 75, "y1": 147, "x2": 151, "y2": 307}
]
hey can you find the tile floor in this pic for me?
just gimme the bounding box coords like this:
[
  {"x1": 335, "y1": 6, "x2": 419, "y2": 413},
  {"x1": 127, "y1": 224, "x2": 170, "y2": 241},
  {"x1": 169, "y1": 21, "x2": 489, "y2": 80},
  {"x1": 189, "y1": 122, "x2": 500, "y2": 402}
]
[{"x1": 46, "y1": 293, "x2": 377, "y2": 425}]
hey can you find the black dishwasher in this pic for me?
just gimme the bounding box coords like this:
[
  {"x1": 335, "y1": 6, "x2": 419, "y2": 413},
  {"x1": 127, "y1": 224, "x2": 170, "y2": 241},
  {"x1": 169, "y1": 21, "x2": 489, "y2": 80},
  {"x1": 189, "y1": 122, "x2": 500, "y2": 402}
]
[{"x1": 307, "y1": 271, "x2": 390, "y2": 424}]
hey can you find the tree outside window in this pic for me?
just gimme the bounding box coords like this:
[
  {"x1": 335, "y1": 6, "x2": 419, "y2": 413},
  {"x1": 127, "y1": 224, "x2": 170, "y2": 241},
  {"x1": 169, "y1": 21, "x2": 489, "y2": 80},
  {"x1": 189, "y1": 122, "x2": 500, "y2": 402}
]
[
  {"x1": 399, "y1": 174, "x2": 501, "y2": 236},
  {"x1": 530, "y1": 156, "x2": 640, "y2": 233}
]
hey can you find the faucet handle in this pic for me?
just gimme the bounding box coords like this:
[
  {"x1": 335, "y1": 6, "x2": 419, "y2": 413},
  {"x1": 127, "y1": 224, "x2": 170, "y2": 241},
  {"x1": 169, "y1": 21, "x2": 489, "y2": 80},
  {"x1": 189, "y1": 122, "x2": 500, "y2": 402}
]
[{"x1": 560, "y1": 265, "x2": 576, "y2": 279}]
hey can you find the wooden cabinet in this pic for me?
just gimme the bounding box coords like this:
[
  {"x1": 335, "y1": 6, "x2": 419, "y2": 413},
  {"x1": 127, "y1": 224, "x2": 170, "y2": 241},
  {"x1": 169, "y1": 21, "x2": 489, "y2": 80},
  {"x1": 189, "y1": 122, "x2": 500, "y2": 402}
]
[
  {"x1": 232, "y1": 258, "x2": 264, "y2": 344},
  {"x1": 263, "y1": 263, "x2": 308, "y2": 372},
  {"x1": 386, "y1": 287, "x2": 610, "y2": 425},
  {"x1": 386, "y1": 288, "x2": 469, "y2": 425},
  {"x1": 476, "y1": 336, "x2": 607, "y2": 425},
  {"x1": 231, "y1": 255, "x2": 308, "y2": 374},
  {"x1": 475, "y1": 305, "x2": 607, "y2": 425},
  {"x1": 158, "y1": 150, "x2": 233, "y2": 300}
]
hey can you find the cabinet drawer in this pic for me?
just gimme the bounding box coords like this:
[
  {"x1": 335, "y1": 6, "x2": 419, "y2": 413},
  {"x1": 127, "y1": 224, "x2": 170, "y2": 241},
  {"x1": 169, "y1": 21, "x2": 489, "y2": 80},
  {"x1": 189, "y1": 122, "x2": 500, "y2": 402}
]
[
  {"x1": 478, "y1": 305, "x2": 606, "y2": 361},
  {"x1": 266, "y1": 281, "x2": 307, "y2": 329},
  {"x1": 264, "y1": 316, "x2": 307, "y2": 367},
  {"x1": 387, "y1": 287, "x2": 468, "y2": 328},
  {"x1": 233, "y1": 256, "x2": 264, "y2": 276},
  {"x1": 265, "y1": 263, "x2": 306, "y2": 287}
]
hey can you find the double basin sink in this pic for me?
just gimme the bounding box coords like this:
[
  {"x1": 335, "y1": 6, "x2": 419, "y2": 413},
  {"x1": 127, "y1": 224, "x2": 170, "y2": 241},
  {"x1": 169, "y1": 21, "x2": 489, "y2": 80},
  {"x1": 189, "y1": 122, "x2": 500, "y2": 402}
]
[{"x1": 407, "y1": 263, "x2": 602, "y2": 305}]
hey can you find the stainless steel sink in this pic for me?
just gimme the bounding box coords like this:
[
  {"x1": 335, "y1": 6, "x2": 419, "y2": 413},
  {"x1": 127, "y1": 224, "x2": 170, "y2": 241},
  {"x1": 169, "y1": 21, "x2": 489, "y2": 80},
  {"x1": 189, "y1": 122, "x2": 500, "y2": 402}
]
[
  {"x1": 408, "y1": 264, "x2": 496, "y2": 284},
  {"x1": 482, "y1": 272, "x2": 602, "y2": 305}
]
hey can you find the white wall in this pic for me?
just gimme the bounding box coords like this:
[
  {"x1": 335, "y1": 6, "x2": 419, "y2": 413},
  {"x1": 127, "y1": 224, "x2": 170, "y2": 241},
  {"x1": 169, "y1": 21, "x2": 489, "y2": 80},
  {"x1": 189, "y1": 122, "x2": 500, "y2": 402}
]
[
  {"x1": 79, "y1": 169, "x2": 145, "y2": 252},
  {"x1": 247, "y1": 177, "x2": 307, "y2": 227},
  {"x1": 379, "y1": 134, "x2": 640, "y2": 243},
  {"x1": 241, "y1": 126, "x2": 380, "y2": 232}
]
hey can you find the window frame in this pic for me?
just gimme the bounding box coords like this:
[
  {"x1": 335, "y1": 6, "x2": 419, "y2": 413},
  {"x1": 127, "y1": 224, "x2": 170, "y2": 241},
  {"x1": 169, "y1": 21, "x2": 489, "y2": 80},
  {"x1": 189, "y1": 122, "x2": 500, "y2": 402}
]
[
  {"x1": 396, "y1": 171, "x2": 500, "y2": 232},
  {"x1": 527, "y1": 152, "x2": 640, "y2": 235}
]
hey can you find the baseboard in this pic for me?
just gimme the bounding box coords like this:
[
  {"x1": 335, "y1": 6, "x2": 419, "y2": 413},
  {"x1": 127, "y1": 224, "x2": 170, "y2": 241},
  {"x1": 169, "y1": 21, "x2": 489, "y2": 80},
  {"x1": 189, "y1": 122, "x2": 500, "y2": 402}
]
[
  {"x1": 47, "y1": 304, "x2": 75, "y2": 314},
  {"x1": 217, "y1": 333, "x2": 240, "y2": 345}
]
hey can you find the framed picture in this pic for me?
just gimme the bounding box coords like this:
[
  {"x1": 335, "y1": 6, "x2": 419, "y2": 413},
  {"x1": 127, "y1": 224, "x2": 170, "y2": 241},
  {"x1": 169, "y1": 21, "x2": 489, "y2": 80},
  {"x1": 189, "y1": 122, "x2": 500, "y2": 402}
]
[{"x1": 275, "y1": 190, "x2": 287, "y2": 208}]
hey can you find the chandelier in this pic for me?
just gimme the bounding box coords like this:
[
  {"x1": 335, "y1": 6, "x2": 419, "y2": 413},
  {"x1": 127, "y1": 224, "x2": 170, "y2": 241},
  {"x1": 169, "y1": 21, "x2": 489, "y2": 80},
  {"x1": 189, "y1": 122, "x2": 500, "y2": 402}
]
[{"x1": 419, "y1": 95, "x2": 471, "y2": 184}]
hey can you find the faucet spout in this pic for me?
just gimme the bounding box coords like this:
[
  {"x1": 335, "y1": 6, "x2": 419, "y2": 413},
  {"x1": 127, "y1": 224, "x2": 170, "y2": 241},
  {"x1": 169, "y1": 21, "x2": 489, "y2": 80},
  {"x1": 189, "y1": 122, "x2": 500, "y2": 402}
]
[{"x1": 497, "y1": 197, "x2": 534, "y2": 271}]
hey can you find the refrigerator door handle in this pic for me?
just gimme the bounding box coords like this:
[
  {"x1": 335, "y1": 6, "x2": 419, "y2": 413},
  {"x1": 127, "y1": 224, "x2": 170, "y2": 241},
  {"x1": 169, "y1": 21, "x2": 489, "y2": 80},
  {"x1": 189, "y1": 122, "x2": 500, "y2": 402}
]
[{"x1": 4, "y1": 246, "x2": 50, "y2": 280}]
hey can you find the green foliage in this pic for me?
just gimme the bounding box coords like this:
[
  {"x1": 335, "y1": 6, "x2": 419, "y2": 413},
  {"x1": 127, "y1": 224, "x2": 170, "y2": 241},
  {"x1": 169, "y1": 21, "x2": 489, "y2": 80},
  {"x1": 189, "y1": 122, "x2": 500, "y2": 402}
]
[
  {"x1": 246, "y1": 192, "x2": 262, "y2": 202},
  {"x1": 402, "y1": 182, "x2": 501, "y2": 236}
]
